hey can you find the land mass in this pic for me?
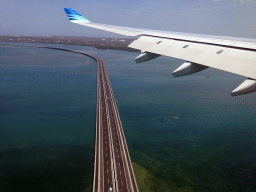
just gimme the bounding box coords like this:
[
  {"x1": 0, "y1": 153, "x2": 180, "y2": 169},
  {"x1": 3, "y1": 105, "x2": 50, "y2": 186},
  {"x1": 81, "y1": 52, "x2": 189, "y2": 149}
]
[{"x1": 0, "y1": 36, "x2": 140, "y2": 52}]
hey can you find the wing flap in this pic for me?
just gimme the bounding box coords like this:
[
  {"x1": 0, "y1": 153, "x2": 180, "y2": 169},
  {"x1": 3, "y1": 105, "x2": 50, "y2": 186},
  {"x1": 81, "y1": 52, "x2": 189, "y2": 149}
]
[
  {"x1": 64, "y1": 8, "x2": 256, "y2": 82},
  {"x1": 128, "y1": 36, "x2": 256, "y2": 79}
]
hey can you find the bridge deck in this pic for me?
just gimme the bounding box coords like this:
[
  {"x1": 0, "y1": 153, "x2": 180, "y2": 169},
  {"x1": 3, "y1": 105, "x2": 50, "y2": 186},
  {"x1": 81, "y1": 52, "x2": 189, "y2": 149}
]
[
  {"x1": 93, "y1": 56, "x2": 139, "y2": 192},
  {"x1": 0, "y1": 44, "x2": 139, "y2": 192}
]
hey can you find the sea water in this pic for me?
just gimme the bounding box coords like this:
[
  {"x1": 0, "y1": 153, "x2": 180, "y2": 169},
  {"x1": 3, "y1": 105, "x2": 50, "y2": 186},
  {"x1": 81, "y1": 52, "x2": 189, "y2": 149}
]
[{"x1": 1, "y1": 43, "x2": 256, "y2": 191}]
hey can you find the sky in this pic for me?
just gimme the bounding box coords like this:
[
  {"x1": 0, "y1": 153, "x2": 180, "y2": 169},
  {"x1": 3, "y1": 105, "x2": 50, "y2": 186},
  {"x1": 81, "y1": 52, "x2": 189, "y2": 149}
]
[{"x1": 1, "y1": 0, "x2": 256, "y2": 39}]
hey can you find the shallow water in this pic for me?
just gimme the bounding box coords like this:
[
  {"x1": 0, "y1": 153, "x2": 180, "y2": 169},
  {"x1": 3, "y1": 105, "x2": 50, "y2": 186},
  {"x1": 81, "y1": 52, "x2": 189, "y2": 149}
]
[{"x1": 1, "y1": 43, "x2": 256, "y2": 191}]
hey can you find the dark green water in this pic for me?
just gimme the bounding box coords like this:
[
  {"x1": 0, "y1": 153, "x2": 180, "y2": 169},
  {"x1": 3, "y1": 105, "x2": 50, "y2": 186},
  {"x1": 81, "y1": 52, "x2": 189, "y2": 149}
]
[{"x1": 1, "y1": 43, "x2": 256, "y2": 191}]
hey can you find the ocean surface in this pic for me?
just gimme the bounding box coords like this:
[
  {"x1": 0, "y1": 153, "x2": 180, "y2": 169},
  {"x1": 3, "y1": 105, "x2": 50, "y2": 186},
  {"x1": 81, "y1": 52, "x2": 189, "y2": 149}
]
[{"x1": 1, "y1": 42, "x2": 256, "y2": 192}]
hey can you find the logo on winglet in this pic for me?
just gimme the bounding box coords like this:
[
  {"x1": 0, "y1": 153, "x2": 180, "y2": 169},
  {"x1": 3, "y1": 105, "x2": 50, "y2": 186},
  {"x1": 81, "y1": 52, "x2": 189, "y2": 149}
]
[{"x1": 64, "y1": 8, "x2": 90, "y2": 22}]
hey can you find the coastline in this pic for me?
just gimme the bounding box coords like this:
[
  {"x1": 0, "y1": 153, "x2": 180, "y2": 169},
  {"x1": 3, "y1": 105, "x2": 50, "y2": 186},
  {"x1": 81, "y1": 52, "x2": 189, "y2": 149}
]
[{"x1": 0, "y1": 35, "x2": 140, "y2": 52}]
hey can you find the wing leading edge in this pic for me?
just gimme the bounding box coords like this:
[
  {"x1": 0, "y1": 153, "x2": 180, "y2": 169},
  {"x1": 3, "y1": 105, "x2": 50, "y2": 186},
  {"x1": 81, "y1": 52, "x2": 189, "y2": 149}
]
[{"x1": 64, "y1": 8, "x2": 256, "y2": 96}]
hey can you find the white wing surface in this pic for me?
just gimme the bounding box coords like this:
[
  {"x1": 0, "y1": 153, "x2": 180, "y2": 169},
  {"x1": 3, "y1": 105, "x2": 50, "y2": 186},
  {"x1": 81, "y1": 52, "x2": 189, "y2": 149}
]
[{"x1": 64, "y1": 8, "x2": 256, "y2": 96}]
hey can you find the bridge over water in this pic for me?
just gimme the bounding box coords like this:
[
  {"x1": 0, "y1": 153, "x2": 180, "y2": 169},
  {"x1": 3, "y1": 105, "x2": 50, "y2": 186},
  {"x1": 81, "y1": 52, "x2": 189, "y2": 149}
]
[{"x1": 0, "y1": 44, "x2": 139, "y2": 192}]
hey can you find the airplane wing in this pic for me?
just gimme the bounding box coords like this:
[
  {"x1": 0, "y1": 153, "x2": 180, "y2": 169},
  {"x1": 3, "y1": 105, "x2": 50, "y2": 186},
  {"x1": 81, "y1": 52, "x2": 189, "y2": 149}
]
[{"x1": 64, "y1": 8, "x2": 256, "y2": 96}]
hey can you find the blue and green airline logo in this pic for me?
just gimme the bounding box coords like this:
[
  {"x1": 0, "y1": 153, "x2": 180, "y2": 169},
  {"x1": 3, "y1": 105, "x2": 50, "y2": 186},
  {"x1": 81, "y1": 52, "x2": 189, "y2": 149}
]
[{"x1": 64, "y1": 8, "x2": 90, "y2": 22}]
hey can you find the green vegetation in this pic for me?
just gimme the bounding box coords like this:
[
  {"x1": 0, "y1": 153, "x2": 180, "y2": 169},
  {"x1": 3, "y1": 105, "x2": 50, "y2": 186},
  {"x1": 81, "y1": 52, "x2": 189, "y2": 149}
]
[
  {"x1": 131, "y1": 151, "x2": 194, "y2": 192},
  {"x1": 132, "y1": 162, "x2": 155, "y2": 192},
  {"x1": 130, "y1": 147, "x2": 243, "y2": 192}
]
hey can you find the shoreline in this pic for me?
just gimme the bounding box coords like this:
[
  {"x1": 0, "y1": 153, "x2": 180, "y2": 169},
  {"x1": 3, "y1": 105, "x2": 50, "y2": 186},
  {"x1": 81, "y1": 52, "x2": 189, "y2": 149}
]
[
  {"x1": 0, "y1": 42, "x2": 140, "y2": 52},
  {"x1": 0, "y1": 36, "x2": 140, "y2": 52}
]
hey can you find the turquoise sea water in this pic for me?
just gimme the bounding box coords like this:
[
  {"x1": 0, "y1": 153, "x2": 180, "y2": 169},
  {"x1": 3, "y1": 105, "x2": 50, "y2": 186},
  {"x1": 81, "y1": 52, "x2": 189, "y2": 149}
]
[{"x1": 1, "y1": 43, "x2": 256, "y2": 191}]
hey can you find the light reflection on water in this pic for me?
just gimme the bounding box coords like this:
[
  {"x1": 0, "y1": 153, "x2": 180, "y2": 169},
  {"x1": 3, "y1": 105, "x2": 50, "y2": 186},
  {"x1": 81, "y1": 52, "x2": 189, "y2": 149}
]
[{"x1": 1, "y1": 43, "x2": 256, "y2": 191}]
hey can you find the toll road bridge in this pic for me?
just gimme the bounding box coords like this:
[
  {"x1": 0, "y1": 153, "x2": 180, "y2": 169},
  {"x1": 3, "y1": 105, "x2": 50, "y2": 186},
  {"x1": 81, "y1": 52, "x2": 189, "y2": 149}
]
[
  {"x1": 0, "y1": 44, "x2": 139, "y2": 192},
  {"x1": 93, "y1": 55, "x2": 139, "y2": 192}
]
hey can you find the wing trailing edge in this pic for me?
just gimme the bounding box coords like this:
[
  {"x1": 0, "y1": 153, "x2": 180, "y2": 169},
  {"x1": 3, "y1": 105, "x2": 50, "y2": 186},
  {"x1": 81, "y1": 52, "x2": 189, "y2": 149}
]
[{"x1": 63, "y1": 8, "x2": 256, "y2": 96}]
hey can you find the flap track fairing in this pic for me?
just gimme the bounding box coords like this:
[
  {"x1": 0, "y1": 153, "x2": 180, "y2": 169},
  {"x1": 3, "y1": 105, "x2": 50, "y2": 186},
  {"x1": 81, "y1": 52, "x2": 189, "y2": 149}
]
[
  {"x1": 172, "y1": 62, "x2": 208, "y2": 77},
  {"x1": 231, "y1": 78, "x2": 256, "y2": 96},
  {"x1": 135, "y1": 51, "x2": 160, "y2": 63}
]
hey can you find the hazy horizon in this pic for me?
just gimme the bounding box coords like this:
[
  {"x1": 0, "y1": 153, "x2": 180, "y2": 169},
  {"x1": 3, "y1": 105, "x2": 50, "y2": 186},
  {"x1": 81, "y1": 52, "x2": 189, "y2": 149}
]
[{"x1": 1, "y1": 0, "x2": 256, "y2": 39}]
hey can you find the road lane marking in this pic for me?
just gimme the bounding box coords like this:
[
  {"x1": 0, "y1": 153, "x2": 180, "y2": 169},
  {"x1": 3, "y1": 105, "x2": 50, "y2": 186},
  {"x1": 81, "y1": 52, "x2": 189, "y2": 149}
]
[{"x1": 100, "y1": 64, "x2": 138, "y2": 192}]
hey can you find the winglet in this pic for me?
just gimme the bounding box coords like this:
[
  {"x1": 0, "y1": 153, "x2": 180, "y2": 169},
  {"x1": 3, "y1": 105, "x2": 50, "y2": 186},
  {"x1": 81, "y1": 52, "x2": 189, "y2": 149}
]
[{"x1": 64, "y1": 8, "x2": 90, "y2": 23}]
